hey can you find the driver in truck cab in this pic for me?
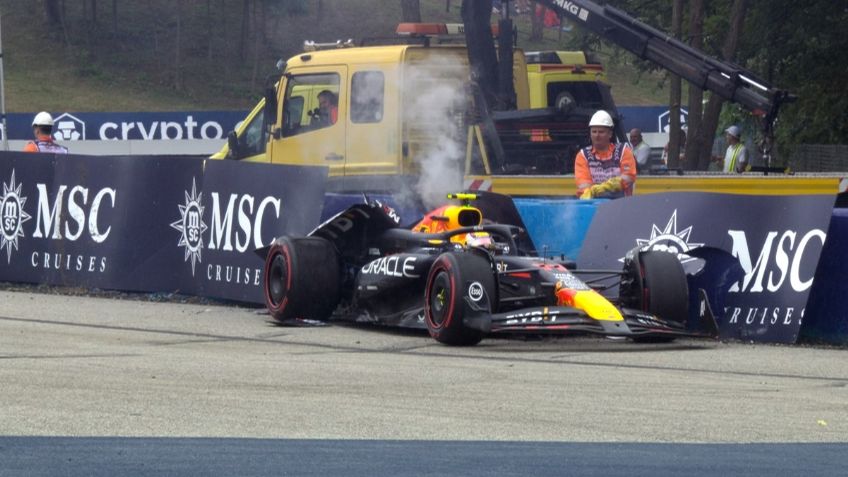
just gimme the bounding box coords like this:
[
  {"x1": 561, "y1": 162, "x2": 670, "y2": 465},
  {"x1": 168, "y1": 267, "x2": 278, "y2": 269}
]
[
  {"x1": 315, "y1": 90, "x2": 338, "y2": 127},
  {"x1": 574, "y1": 110, "x2": 636, "y2": 199}
]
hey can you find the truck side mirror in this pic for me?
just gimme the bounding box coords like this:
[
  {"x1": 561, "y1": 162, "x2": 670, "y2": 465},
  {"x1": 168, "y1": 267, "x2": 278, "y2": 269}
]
[
  {"x1": 226, "y1": 130, "x2": 240, "y2": 159},
  {"x1": 264, "y1": 86, "x2": 278, "y2": 127}
]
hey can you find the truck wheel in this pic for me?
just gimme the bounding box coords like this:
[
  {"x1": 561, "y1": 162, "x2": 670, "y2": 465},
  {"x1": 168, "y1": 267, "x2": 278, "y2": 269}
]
[
  {"x1": 263, "y1": 237, "x2": 340, "y2": 323},
  {"x1": 424, "y1": 252, "x2": 494, "y2": 346}
]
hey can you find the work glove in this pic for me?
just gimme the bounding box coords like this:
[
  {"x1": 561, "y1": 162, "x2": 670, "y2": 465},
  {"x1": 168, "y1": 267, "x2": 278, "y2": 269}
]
[{"x1": 580, "y1": 177, "x2": 623, "y2": 199}]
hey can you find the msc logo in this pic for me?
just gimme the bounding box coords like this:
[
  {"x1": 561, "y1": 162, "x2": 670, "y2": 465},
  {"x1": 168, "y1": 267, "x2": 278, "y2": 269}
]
[
  {"x1": 171, "y1": 178, "x2": 283, "y2": 280},
  {"x1": 52, "y1": 113, "x2": 86, "y2": 141},
  {"x1": 1, "y1": 170, "x2": 32, "y2": 263},
  {"x1": 622, "y1": 210, "x2": 703, "y2": 263},
  {"x1": 170, "y1": 178, "x2": 208, "y2": 275}
]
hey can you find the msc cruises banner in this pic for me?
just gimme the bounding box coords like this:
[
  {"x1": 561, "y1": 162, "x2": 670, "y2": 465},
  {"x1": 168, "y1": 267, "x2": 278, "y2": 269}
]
[
  {"x1": 578, "y1": 193, "x2": 836, "y2": 343},
  {"x1": 0, "y1": 152, "x2": 327, "y2": 303}
]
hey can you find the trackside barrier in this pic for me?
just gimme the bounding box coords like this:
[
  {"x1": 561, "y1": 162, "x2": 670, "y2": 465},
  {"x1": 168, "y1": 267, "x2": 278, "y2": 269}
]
[
  {"x1": 536, "y1": 193, "x2": 837, "y2": 344},
  {"x1": 0, "y1": 152, "x2": 327, "y2": 303},
  {"x1": 2, "y1": 150, "x2": 846, "y2": 344},
  {"x1": 800, "y1": 208, "x2": 848, "y2": 345},
  {"x1": 513, "y1": 196, "x2": 847, "y2": 344}
]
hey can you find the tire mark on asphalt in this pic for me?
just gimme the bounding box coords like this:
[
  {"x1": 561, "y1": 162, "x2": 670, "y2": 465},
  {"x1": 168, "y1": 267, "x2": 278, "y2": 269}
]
[{"x1": 2, "y1": 314, "x2": 847, "y2": 384}]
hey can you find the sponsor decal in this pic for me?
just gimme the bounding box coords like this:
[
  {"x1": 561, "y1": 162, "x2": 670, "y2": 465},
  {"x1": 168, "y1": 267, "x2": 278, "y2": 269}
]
[
  {"x1": 1, "y1": 170, "x2": 31, "y2": 263},
  {"x1": 468, "y1": 281, "x2": 484, "y2": 301},
  {"x1": 621, "y1": 210, "x2": 703, "y2": 263},
  {"x1": 722, "y1": 227, "x2": 825, "y2": 328},
  {"x1": 504, "y1": 308, "x2": 559, "y2": 325},
  {"x1": 0, "y1": 168, "x2": 115, "y2": 274},
  {"x1": 361, "y1": 255, "x2": 419, "y2": 278},
  {"x1": 657, "y1": 109, "x2": 689, "y2": 133},
  {"x1": 171, "y1": 178, "x2": 208, "y2": 276},
  {"x1": 553, "y1": 272, "x2": 589, "y2": 291},
  {"x1": 172, "y1": 177, "x2": 282, "y2": 285},
  {"x1": 53, "y1": 113, "x2": 86, "y2": 141},
  {"x1": 99, "y1": 115, "x2": 224, "y2": 140}
]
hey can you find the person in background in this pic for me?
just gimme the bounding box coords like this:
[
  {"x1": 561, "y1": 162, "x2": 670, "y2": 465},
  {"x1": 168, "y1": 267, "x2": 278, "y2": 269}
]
[
  {"x1": 23, "y1": 111, "x2": 68, "y2": 154},
  {"x1": 316, "y1": 90, "x2": 338, "y2": 127},
  {"x1": 574, "y1": 110, "x2": 636, "y2": 199},
  {"x1": 628, "y1": 128, "x2": 651, "y2": 173},
  {"x1": 722, "y1": 125, "x2": 748, "y2": 173}
]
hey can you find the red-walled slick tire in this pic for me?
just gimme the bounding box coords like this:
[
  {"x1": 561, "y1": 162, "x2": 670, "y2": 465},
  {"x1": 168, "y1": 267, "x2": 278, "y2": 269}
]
[
  {"x1": 424, "y1": 252, "x2": 494, "y2": 346},
  {"x1": 263, "y1": 236, "x2": 340, "y2": 323}
]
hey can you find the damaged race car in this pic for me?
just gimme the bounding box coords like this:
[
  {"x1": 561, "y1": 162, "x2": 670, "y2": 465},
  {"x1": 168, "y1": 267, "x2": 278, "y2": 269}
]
[{"x1": 260, "y1": 192, "x2": 734, "y2": 346}]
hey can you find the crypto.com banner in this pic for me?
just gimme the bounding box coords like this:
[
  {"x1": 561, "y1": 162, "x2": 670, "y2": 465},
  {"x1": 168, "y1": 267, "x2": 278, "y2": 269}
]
[
  {"x1": 0, "y1": 152, "x2": 327, "y2": 303},
  {"x1": 578, "y1": 193, "x2": 835, "y2": 343}
]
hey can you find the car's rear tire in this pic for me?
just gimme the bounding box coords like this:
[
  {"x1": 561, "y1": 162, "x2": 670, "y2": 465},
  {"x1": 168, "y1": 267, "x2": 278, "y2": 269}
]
[
  {"x1": 263, "y1": 237, "x2": 340, "y2": 323},
  {"x1": 424, "y1": 252, "x2": 494, "y2": 346}
]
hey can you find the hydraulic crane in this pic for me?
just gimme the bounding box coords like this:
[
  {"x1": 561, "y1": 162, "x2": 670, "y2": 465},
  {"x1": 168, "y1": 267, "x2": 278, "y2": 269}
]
[{"x1": 531, "y1": 0, "x2": 794, "y2": 167}]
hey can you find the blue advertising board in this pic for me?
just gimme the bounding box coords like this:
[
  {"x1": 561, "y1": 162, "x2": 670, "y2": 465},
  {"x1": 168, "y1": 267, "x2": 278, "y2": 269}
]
[
  {"x1": 578, "y1": 192, "x2": 836, "y2": 343},
  {"x1": 0, "y1": 152, "x2": 327, "y2": 302},
  {"x1": 1, "y1": 111, "x2": 249, "y2": 141},
  {"x1": 3, "y1": 107, "x2": 672, "y2": 143}
]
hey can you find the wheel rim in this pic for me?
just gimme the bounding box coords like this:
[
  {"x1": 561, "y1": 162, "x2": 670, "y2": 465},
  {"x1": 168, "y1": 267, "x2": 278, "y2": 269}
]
[
  {"x1": 267, "y1": 253, "x2": 289, "y2": 307},
  {"x1": 428, "y1": 271, "x2": 452, "y2": 328}
]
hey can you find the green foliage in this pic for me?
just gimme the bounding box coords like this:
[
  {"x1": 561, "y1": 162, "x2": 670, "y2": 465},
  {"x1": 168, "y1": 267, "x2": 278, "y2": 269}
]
[{"x1": 740, "y1": 0, "x2": 848, "y2": 145}]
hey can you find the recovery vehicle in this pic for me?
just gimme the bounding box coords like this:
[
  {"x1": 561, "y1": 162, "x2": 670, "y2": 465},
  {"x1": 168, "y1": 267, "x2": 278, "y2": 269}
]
[{"x1": 216, "y1": 1, "x2": 795, "y2": 197}]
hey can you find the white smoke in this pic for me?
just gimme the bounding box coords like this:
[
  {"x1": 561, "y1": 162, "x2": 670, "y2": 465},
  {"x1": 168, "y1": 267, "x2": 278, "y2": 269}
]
[{"x1": 402, "y1": 55, "x2": 469, "y2": 209}]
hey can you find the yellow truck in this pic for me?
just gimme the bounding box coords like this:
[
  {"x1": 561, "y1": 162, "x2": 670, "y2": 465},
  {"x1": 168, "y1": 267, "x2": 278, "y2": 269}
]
[{"x1": 212, "y1": 23, "x2": 619, "y2": 199}]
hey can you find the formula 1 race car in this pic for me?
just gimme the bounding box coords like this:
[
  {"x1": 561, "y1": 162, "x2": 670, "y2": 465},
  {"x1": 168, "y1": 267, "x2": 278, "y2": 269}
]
[{"x1": 260, "y1": 192, "x2": 732, "y2": 346}]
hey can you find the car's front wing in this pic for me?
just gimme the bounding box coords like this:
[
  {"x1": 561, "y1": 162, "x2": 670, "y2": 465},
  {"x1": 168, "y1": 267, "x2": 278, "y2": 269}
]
[{"x1": 464, "y1": 290, "x2": 719, "y2": 339}]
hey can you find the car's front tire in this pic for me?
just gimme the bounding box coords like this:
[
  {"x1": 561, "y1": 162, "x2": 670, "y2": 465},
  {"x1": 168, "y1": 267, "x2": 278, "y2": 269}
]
[{"x1": 424, "y1": 252, "x2": 494, "y2": 346}]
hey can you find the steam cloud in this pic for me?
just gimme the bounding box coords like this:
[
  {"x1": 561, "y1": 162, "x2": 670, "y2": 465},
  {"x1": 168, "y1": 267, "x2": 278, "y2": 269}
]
[{"x1": 403, "y1": 55, "x2": 468, "y2": 209}]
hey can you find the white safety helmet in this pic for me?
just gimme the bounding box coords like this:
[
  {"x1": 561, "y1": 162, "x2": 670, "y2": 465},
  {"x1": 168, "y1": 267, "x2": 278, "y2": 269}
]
[
  {"x1": 725, "y1": 125, "x2": 741, "y2": 138},
  {"x1": 32, "y1": 111, "x2": 55, "y2": 127},
  {"x1": 588, "y1": 110, "x2": 614, "y2": 128}
]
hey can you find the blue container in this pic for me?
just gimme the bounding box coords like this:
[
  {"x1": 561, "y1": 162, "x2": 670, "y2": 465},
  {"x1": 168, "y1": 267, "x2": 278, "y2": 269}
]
[{"x1": 513, "y1": 198, "x2": 604, "y2": 260}]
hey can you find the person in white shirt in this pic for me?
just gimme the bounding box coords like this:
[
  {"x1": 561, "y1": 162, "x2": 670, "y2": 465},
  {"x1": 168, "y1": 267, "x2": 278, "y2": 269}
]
[{"x1": 628, "y1": 128, "x2": 651, "y2": 173}]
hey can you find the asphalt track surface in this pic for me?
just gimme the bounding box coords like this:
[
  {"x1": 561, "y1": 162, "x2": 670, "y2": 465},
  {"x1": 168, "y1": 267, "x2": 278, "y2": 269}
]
[{"x1": 1, "y1": 290, "x2": 846, "y2": 476}]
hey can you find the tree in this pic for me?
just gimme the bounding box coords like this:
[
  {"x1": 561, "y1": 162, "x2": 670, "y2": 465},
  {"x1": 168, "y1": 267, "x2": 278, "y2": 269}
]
[
  {"x1": 666, "y1": 0, "x2": 683, "y2": 169},
  {"x1": 692, "y1": 0, "x2": 748, "y2": 170},
  {"x1": 742, "y1": 0, "x2": 848, "y2": 146},
  {"x1": 683, "y1": 0, "x2": 705, "y2": 170}
]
